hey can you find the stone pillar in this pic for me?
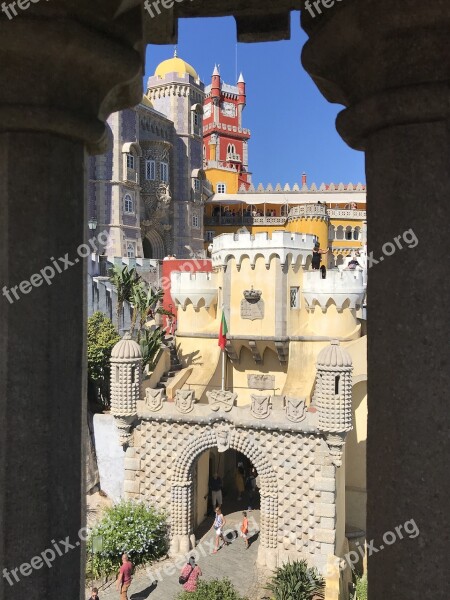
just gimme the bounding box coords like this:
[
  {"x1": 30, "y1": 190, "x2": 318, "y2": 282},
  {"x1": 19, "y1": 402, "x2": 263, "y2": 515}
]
[
  {"x1": 302, "y1": 2, "x2": 450, "y2": 598},
  {"x1": 0, "y1": 4, "x2": 143, "y2": 597}
]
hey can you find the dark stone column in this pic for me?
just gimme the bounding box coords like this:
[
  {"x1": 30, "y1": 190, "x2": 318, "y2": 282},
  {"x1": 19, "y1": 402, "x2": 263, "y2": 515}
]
[
  {"x1": 0, "y1": 3, "x2": 144, "y2": 597},
  {"x1": 301, "y1": 2, "x2": 450, "y2": 598}
]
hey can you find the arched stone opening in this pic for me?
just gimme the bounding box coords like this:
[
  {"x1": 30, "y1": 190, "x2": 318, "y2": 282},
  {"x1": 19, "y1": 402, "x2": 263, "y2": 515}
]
[
  {"x1": 170, "y1": 425, "x2": 279, "y2": 568},
  {"x1": 143, "y1": 230, "x2": 165, "y2": 259}
]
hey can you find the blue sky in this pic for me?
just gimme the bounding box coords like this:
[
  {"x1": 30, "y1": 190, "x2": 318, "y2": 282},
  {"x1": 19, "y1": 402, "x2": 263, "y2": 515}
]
[{"x1": 145, "y1": 13, "x2": 366, "y2": 187}]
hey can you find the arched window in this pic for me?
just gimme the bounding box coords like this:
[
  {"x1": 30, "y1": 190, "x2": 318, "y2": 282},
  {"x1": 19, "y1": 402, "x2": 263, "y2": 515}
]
[
  {"x1": 345, "y1": 226, "x2": 353, "y2": 240},
  {"x1": 329, "y1": 225, "x2": 336, "y2": 240},
  {"x1": 203, "y1": 145, "x2": 207, "y2": 159},
  {"x1": 123, "y1": 194, "x2": 134, "y2": 214},
  {"x1": 336, "y1": 226, "x2": 344, "y2": 240},
  {"x1": 126, "y1": 153, "x2": 135, "y2": 170},
  {"x1": 353, "y1": 226, "x2": 361, "y2": 241},
  {"x1": 126, "y1": 242, "x2": 136, "y2": 258}
]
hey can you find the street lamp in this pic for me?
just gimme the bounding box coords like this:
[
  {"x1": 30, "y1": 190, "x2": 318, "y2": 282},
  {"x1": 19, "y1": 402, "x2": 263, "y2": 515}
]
[{"x1": 88, "y1": 218, "x2": 98, "y2": 231}]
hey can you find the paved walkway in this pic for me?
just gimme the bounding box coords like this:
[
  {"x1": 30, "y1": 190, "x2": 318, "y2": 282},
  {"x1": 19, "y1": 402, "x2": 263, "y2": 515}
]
[{"x1": 89, "y1": 510, "x2": 263, "y2": 600}]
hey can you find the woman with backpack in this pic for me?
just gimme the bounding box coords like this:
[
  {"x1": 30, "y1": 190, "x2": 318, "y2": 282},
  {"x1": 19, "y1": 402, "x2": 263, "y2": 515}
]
[{"x1": 179, "y1": 556, "x2": 202, "y2": 592}]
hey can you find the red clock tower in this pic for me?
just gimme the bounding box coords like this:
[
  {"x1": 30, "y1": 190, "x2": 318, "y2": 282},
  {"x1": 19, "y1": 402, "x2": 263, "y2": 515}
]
[{"x1": 203, "y1": 65, "x2": 252, "y2": 192}]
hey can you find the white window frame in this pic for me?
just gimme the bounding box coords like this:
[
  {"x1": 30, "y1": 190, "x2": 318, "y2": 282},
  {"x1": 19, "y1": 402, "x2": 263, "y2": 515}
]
[
  {"x1": 217, "y1": 183, "x2": 227, "y2": 194},
  {"x1": 145, "y1": 159, "x2": 156, "y2": 181},
  {"x1": 206, "y1": 231, "x2": 215, "y2": 242},
  {"x1": 123, "y1": 193, "x2": 134, "y2": 214},
  {"x1": 126, "y1": 153, "x2": 135, "y2": 170},
  {"x1": 290, "y1": 286, "x2": 300, "y2": 309},
  {"x1": 160, "y1": 161, "x2": 169, "y2": 183},
  {"x1": 192, "y1": 214, "x2": 200, "y2": 229},
  {"x1": 194, "y1": 178, "x2": 201, "y2": 192}
]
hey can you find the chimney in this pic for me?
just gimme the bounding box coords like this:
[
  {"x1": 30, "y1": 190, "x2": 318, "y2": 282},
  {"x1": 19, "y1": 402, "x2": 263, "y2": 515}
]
[{"x1": 302, "y1": 172, "x2": 307, "y2": 187}]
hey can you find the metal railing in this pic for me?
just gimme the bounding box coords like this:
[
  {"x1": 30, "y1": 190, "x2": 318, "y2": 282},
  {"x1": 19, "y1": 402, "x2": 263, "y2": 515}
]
[{"x1": 204, "y1": 216, "x2": 287, "y2": 226}]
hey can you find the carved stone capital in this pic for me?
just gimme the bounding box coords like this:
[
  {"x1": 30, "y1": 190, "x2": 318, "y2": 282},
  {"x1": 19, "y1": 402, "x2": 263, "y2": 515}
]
[
  {"x1": 302, "y1": 0, "x2": 450, "y2": 149},
  {"x1": 0, "y1": 4, "x2": 144, "y2": 153}
]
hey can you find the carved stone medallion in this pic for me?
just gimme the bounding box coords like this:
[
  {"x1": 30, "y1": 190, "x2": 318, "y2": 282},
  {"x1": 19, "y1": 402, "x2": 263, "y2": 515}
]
[
  {"x1": 206, "y1": 390, "x2": 237, "y2": 412},
  {"x1": 175, "y1": 389, "x2": 196, "y2": 414},
  {"x1": 285, "y1": 396, "x2": 307, "y2": 423},
  {"x1": 250, "y1": 394, "x2": 272, "y2": 419},
  {"x1": 145, "y1": 388, "x2": 165, "y2": 412},
  {"x1": 215, "y1": 425, "x2": 231, "y2": 453}
]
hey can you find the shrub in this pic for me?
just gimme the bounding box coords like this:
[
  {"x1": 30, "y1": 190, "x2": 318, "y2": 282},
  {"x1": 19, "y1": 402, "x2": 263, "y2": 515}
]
[
  {"x1": 86, "y1": 500, "x2": 168, "y2": 578},
  {"x1": 265, "y1": 559, "x2": 325, "y2": 600},
  {"x1": 176, "y1": 578, "x2": 249, "y2": 600},
  {"x1": 354, "y1": 573, "x2": 367, "y2": 600}
]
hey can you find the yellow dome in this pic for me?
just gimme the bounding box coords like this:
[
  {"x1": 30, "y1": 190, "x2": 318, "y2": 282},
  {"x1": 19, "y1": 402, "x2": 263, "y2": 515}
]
[{"x1": 155, "y1": 56, "x2": 198, "y2": 80}]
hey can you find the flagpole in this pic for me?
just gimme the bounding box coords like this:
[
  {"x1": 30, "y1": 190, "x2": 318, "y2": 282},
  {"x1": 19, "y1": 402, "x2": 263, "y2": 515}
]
[{"x1": 221, "y1": 348, "x2": 226, "y2": 391}]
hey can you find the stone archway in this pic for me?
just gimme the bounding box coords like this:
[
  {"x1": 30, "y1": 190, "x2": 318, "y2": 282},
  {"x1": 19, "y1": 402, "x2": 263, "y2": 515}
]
[
  {"x1": 143, "y1": 230, "x2": 166, "y2": 259},
  {"x1": 170, "y1": 425, "x2": 279, "y2": 568}
]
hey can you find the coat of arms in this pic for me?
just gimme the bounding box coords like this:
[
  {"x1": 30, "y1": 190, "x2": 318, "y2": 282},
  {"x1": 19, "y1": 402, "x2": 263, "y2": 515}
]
[
  {"x1": 175, "y1": 389, "x2": 196, "y2": 414},
  {"x1": 250, "y1": 394, "x2": 272, "y2": 419},
  {"x1": 206, "y1": 390, "x2": 237, "y2": 412},
  {"x1": 145, "y1": 388, "x2": 165, "y2": 412},
  {"x1": 285, "y1": 396, "x2": 307, "y2": 423}
]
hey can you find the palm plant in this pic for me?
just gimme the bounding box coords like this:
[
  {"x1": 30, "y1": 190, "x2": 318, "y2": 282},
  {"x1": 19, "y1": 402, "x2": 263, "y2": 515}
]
[
  {"x1": 108, "y1": 265, "x2": 140, "y2": 328},
  {"x1": 265, "y1": 560, "x2": 325, "y2": 600},
  {"x1": 140, "y1": 328, "x2": 166, "y2": 370},
  {"x1": 130, "y1": 283, "x2": 164, "y2": 340}
]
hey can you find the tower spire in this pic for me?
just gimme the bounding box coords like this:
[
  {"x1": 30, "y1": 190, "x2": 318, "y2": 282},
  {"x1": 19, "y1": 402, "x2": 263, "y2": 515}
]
[{"x1": 174, "y1": 46, "x2": 178, "y2": 58}]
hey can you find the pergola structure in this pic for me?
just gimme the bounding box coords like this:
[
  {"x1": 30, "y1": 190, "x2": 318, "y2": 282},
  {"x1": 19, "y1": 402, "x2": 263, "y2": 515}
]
[{"x1": 0, "y1": 1, "x2": 448, "y2": 598}]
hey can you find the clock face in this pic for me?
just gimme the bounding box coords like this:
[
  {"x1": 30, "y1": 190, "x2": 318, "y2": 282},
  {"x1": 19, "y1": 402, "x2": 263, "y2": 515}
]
[
  {"x1": 204, "y1": 103, "x2": 211, "y2": 119},
  {"x1": 221, "y1": 101, "x2": 236, "y2": 118}
]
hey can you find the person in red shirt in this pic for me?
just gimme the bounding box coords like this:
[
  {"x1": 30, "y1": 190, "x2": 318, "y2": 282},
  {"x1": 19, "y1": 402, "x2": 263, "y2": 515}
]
[{"x1": 116, "y1": 553, "x2": 133, "y2": 600}]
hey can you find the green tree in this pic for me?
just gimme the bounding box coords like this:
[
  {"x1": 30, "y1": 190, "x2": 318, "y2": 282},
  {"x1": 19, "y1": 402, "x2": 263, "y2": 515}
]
[
  {"x1": 87, "y1": 312, "x2": 120, "y2": 406},
  {"x1": 265, "y1": 560, "x2": 325, "y2": 600},
  {"x1": 176, "y1": 578, "x2": 249, "y2": 600}
]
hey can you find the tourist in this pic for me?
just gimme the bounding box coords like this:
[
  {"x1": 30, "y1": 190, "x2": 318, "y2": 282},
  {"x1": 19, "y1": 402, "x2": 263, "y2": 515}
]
[
  {"x1": 235, "y1": 466, "x2": 245, "y2": 501},
  {"x1": 209, "y1": 472, "x2": 223, "y2": 509},
  {"x1": 212, "y1": 507, "x2": 230, "y2": 553},
  {"x1": 240, "y1": 511, "x2": 249, "y2": 549},
  {"x1": 88, "y1": 588, "x2": 99, "y2": 600},
  {"x1": 312, "y1": 243, "x2": 329, "y2": 270},
  {"x1": 115, "y1": 553, "x2": 133, "y2": 600},
  {"x1": 179, "y1": 556, "x2": 202, "y2": 592},
  {"x1": 348, "y1": 257, "x2": 361, "y2": 270}
]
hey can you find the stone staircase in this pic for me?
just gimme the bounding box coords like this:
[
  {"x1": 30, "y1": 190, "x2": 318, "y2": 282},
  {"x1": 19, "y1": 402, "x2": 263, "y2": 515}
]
[{"x1": 156, "y1": 337, "x2": 183, "y2": 391}]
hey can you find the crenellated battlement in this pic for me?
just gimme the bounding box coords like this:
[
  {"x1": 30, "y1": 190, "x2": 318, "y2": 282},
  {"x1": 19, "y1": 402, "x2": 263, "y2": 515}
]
[
  {"x1": 171, "y1": 271, "x2": 218, "y2": 311},
  {"x1": 302, "y1": 269, "x2": 366, "y2": 312},
  {"x1": 211, "y1": 231, "x2": 316, "y2": 270}
]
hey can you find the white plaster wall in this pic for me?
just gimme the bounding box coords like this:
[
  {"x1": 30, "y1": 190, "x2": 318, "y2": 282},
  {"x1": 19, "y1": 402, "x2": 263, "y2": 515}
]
[{"x1": 93, "y1": 414, "x2": 125, "y2": 502}]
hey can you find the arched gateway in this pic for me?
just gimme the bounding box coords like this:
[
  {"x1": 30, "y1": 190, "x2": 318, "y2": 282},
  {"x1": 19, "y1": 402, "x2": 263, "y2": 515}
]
[{"x1": 170, "y1": 424, "x2": 279, "y2": 567}]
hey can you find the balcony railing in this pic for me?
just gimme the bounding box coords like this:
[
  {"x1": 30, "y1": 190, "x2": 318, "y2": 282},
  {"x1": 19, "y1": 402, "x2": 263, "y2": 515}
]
[
  {"x1": 226, "y1": 153, "x2": 241, "y2": 162},
  {"x1": 204, "y1": 216, "x2": 287, "y2": 226},
  {"x1": 327, "y1": 209, "x2": 367, "y2": 219},
  {"x1": 288, "y1": 204, "x2": 328, "y2": 218}
]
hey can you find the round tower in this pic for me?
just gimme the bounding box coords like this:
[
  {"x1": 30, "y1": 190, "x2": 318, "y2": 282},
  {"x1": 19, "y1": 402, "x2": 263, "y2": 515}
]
[
  {"x1": 237, "y1": 72, "x2": 246, "y2": 128},
  {"x1": 110, "y1": 333, "x2": 142, "y2": 445},
  {"x1": 315, "y1": 340, "x2": 353, "y2": 466}
]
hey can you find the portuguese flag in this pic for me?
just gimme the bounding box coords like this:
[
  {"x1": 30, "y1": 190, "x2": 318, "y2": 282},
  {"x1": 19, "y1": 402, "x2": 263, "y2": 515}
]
[{"x1": 218, "y1": 311, "x2": 228, "y2": 350}]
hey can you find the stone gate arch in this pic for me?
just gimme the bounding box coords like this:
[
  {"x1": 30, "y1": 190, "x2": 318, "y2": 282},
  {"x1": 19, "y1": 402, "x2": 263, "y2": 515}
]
[{"x1": 170, "y1": 424, "x2": 279, "y2": 568}]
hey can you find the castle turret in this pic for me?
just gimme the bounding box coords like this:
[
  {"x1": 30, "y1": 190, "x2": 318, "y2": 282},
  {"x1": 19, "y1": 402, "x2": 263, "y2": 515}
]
[
  {"x1": 211, "y1": 64, "x2": 221, "y2": 103},
  {"x1": 315, "y1": 340, "x2": 353, "y2": 466},
  {"x1": 110, "y1": 333, "x2": 142, "y2": 446}
]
